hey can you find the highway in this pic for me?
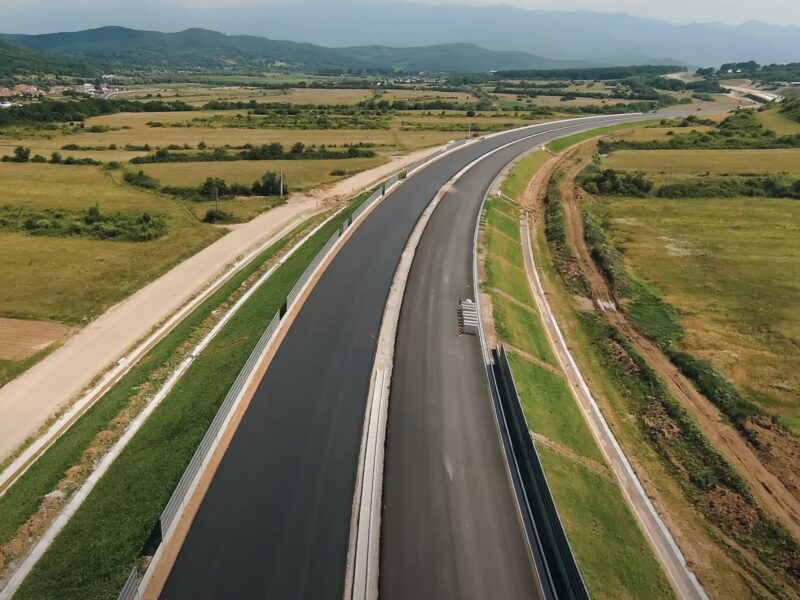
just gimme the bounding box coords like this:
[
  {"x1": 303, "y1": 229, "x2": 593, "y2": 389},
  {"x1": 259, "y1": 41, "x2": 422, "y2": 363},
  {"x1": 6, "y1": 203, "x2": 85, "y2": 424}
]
[
  {"x1": 159, "y1": 115, "x2": 643, "y2": 600},
  {"x1": 380, "y1": 141, "x2": 549, "y2": 600}
]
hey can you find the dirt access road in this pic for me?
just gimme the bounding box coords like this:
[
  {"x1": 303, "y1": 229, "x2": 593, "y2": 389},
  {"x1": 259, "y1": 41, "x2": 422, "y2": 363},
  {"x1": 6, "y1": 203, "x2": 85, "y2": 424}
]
[
  {"x1": 555, "y1": 146, "x2": 800, "y2": 541},
  {"x1": 0, "y1": 147, "x2": 441, "y2": 463}
]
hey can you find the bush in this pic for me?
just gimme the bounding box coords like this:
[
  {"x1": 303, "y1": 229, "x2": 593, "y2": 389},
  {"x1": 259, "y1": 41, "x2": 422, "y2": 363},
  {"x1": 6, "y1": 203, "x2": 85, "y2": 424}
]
[
  {"x1": 202, "y1": 209, "x2": 235, "y2": 224},
  {"x1": 123, "y1": 170, "x2": 160, "y2": 190},
  {"x1": 579, "y1": 168, "x2": 653, "y2": 197},
  {"x1": 252, "y1": 171, "x2": 284, "y2": 196},
  {"x1": 0, "y1": 205, "x2": 167, "y2": 242}
]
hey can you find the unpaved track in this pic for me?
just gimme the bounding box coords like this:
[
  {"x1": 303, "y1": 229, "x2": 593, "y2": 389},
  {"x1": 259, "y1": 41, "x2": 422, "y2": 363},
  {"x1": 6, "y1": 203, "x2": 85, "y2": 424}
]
[
  {"x1": 556, "y1": 153, "x2": 800, "y2": 540},
  {"x1": 0, "y1": 148, "x2": 439, "y2": 463}
]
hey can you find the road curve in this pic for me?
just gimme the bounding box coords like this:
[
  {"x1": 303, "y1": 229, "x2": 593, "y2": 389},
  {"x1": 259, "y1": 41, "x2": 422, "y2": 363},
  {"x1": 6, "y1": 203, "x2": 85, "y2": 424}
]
[
  {"x1": 380, "y1": 139, "x2": 552, "y2": 600},
  {"x1": 159, "y1": 115, "x2": 644, "y2": 600}
]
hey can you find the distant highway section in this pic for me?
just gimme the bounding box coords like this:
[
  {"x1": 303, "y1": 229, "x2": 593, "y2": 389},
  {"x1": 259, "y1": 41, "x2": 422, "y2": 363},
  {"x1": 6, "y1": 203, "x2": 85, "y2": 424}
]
[{"x1": 159, "y1": 115, "x2": 644, "y2": 600}]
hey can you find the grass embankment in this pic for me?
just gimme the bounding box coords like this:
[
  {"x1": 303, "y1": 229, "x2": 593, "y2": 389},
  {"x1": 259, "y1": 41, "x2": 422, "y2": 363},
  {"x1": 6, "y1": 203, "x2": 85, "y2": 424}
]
[
  {"x1": 481, "y1": 168, "x2": 672, "y2": 598},
  {"x1": 12, "y1": 193, "x2": 369, "y2": 599},
  {"x1": 541, "y1": 149, "x2": 800, "y2": 596},
  {"x1": 546, "y1": 121, "x2": 644, "y2": 154},
  {"x1": 0, "y1": 216, "x2": 313, "y2": 568},
  {"x1": 756, "y1": 105, "x2": 800, "y2": 135}
]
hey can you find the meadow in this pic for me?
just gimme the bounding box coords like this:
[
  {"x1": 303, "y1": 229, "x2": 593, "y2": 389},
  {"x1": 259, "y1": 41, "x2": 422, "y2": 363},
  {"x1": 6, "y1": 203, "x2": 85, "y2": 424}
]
[
  {"x1": 0, "y1": 162, "x2": 223, "y2": 325},
  {"x1": 756, "y1": 105, "x2": 800, "y2": 135},
  {"x1": 602, "y1": 148, "x2": 800, "y2": 176},
  {"x1": 601, "y1": 197, "x2": 800, "y2": 432}
]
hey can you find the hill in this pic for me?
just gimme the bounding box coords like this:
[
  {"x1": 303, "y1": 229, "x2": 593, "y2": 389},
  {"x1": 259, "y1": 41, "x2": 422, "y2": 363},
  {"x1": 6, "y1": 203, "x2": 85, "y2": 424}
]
[
  {"x1": 0, "y1": 39, "x2": 98, "y2": 81},
  {"x1": 0, "y1": 27, "x2": 593, "y2": 73},
  {"x1": 6, "y1": 2, "x2": 797, "y2": 67}
]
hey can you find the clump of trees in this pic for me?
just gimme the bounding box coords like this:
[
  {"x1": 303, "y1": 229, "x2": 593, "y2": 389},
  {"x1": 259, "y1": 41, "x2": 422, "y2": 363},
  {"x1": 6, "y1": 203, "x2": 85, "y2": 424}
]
[
  {"x1": 122, "y1": 168, "x2": 288, "y2": 202},
  {"x1": 579, "y1": 168, "x2": 653, "y2": 197},
  {"x1": 130, "y1": 142, "x2": 375, "y2": 165}
]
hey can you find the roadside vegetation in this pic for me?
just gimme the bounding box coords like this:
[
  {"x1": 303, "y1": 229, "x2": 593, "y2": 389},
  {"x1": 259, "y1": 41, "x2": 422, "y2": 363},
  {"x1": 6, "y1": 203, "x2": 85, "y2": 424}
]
[
  {"x1": 480, "y1": 154, "x2": 673, "y2": 599},
  {"x1": 10, "y1": 188, "x2": 374, "y2": 599},
  {"x1": 536, "y1": 125, "x2": 800, "y2": 597}
]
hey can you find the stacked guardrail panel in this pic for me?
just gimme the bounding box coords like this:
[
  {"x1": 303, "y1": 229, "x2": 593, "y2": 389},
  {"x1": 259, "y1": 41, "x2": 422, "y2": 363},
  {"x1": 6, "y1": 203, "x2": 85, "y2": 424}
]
[{"x1": 492, "y1": 345, "x2": 589, "y2": 600}]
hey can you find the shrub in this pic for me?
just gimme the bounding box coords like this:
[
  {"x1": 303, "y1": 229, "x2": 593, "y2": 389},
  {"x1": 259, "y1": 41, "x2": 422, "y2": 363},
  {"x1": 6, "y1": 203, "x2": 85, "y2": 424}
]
[{"x1": 202, "y1": 209, "x2": 235, "y2": 224}]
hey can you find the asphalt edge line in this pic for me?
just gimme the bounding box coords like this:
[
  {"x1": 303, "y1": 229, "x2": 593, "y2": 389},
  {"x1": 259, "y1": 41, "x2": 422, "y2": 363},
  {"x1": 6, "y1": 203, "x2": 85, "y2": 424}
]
[{"x1": 519, "y1": 217, "x2": 708, "y2": 600}]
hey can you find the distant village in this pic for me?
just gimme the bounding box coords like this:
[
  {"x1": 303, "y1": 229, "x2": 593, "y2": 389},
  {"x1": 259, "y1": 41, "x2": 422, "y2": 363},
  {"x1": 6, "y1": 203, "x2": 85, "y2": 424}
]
[{"x1": 0, "y1": 75, "x2": 125, "y2": 108}]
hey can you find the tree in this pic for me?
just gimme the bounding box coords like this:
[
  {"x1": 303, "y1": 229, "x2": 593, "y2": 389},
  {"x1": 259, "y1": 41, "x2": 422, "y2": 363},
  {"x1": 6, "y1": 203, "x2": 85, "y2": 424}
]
[
  {"x1": 290, "y1": 142, "x2": 305, "y2": 155},
  {"x1": 50, "y1": 152, "x2": 62, "y2": 164},
  {"x1": 200, "y1": 177, "x2": 228, "y2": 210},
  {"x1": 198, "y1": 141, "x2": 207, "y2": 150},
  {"x1": 252, "y1": 171, "x2": 283, "y2": 196},
  {"x1": 13, "y1": 146, "x2": 31, "y2": 163}
]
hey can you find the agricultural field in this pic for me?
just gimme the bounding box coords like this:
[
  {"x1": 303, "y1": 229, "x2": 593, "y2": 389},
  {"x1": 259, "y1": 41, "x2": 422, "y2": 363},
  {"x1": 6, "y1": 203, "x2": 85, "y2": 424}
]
[
  {"x1": 602, "y1": 148, "x2": 800, "y2": 176},
  {"x1": 599, "y1": 197, "x2": 800, "y2": 431},
  {"x1": 0, "y1": 162, "x2": 224, "y2": 326}
]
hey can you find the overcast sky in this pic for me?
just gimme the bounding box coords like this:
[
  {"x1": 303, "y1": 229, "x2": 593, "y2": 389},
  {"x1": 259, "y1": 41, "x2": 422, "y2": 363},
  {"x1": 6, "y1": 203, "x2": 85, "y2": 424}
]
[{"x1": 3, "y1": 0, "x2": 800, "y2": 31}]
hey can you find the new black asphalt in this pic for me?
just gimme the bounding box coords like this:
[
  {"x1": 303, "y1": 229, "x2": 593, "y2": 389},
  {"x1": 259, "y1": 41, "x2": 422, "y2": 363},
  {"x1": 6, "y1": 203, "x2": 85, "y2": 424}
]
[{"x1": 160, "y1": 115, "x2": 642, "y2": 600}]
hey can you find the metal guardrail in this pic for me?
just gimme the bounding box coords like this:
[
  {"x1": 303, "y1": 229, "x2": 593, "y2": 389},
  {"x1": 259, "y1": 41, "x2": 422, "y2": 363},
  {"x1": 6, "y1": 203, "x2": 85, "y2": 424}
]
[
  {"x1": 118, "y1": 567, "x2": 140, "y2": 600},
  {"x1": 352, "y1": 188, "x2": 384, "y2": 222},
  {"x1": 492, "y1": 345, "x2": 590, "y2": 600},
  {"x1": 287, "y1": 229, "x2": 341, "y2": 307},
  {"x1": 160, "y1": 310, "x2": 281, "y2": 534}
]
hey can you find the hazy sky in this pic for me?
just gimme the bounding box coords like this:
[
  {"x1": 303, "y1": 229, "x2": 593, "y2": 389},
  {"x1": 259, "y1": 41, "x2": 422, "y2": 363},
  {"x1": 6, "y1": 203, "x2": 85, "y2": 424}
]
[{"x1": 3, "y1": 0, "x2": 800, "y2": 30}]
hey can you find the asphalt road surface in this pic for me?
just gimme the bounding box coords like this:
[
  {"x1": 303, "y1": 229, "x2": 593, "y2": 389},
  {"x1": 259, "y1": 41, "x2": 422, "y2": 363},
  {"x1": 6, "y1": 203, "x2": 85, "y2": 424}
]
[
  {"x1": 159, "y1": 115, "x2": 643, "y2": 600},
  {"x1": 380, "y1": 140, "x2": 549, "y2": 600}
]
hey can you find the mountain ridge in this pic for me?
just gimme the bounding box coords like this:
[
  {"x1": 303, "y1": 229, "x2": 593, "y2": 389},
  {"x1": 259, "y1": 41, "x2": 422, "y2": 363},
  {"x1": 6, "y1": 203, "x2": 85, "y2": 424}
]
[{"x1": 0, "y1": 26, "x2": 600, "y2": 73}]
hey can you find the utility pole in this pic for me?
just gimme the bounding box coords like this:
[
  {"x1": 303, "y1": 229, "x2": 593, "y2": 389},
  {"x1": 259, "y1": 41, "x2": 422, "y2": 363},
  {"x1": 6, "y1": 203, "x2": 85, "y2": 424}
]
[
  {"x1": 214, "y1": 185, "x2": 219, "y2": 212},
  {"x1": 280, "y1": 167, "x2": 284, "y2": 199},
  {"x1": 468, "y1": 122, "x2": 472, "y2": 139}
]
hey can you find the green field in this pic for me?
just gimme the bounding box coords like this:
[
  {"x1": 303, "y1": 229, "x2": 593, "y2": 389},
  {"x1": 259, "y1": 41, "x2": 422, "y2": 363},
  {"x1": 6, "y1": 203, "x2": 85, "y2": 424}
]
[
  {"x1": 756, "y1": 106, "x2": 800, "y2": 135},
  {"x1": 538, "y1": 446, "x2": 674, "y2": 600},
  {"x1": 501, "y1": 149, "x2": 549, "y2": 200},
  {"x1": 602, "y1": 197, "x2": 800, "y2": 432},
  {"x1": 0, "y1": 163, "x2": 223, "y2": 324},
  {"x1": 508, "y1": 352, "x2": 605, "y2": 464},
  {"x1": 603, "y1": 148, "x2": 800, "y2": 176}
]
